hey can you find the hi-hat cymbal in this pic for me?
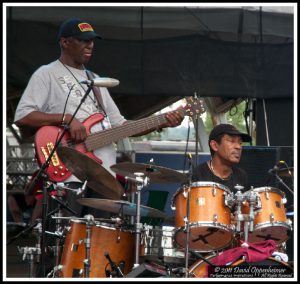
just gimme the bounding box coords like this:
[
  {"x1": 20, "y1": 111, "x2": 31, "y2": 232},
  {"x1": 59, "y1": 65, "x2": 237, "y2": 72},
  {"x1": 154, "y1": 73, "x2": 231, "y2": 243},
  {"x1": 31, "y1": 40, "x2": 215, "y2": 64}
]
[
  {"x1": 56, "y1": 147, "x2": 124, "y2": 200},
  {"x1": 110, "y1": 162, "x2": 188, "y2": 184},
  {"x1": 277, "y1": 167, "x2": 294, "y2": 177},
  {"x1": 77, "y1": 198, "x2": 168, "y2": 219}
]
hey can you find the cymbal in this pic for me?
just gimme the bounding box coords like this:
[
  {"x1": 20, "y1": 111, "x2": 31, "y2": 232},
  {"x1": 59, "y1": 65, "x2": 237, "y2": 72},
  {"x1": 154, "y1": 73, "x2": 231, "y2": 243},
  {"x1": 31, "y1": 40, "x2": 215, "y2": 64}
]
[
  {"x1": 77, "y1": 198, "x2": 168, "y2": 219},
  {"x1": 110, "y1": 162, "x2": 188, "y2": 184},
  {"x1": 277, "y1": 167, "x2": 293, "y2": 177},
  {"x1": 56, "y1": 147, "x2": 124, "y2": 200}
]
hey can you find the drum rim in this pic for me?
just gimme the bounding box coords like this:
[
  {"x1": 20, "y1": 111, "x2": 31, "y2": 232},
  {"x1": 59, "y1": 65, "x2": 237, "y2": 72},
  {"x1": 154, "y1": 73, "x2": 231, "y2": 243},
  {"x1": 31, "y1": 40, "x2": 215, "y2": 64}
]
[
  {"x1": 94, "y1": 222, "x2": 135, "y2": 233},
  {"x1": 247, "y1": 186, "x2": 286, "y2": 197},
  {"x1": 171, "y1": 181, "x2": 231, "y2": 206},
  {"x1": 252, "y1": 221, "x2": 292, "y2": 229},
  {"x1": 175, "y1": 222, "x2": 235, "y2": 232},
  {"x1": 69, "y1": 218, "x2": 87, "y2": 224}
]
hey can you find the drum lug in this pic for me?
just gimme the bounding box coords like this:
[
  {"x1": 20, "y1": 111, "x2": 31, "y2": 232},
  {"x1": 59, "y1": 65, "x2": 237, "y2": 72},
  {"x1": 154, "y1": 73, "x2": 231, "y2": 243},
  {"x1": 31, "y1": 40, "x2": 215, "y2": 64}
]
[
  {"x1": 270, "y1": 213, "x2": 274, "y2": 222},
  {"x1": 229, "y1": 223, "x2": 235, "y2": 231},
  {"x1": 265, "y1": 192, "x2": 270, "y2": 200},
  {"x1": 213, "y1": 214, "x2": 218, "y2": 223},
  {"x1": 224, "y1": 192, "x2": 235, "y2": 208},
  {"x1": 212, "y1": 187, "x2": 216, "y2": 197},
  {"x1": 282, "y1": 197, "x2": 287, "y2": 204}
]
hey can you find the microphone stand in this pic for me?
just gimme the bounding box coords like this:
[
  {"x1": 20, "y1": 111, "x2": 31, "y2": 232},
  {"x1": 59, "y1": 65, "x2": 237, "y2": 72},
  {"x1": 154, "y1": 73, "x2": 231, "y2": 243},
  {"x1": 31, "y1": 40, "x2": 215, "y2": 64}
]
[
  {"x1": 273, "y1": 173, "x2": 294, "y2": 196},
  {"x1": 184, "y1": 158, "x2": 193, "y2": 278},
  {"x1": 24, "y1": 82, "x2": 95, "y2": 276}
]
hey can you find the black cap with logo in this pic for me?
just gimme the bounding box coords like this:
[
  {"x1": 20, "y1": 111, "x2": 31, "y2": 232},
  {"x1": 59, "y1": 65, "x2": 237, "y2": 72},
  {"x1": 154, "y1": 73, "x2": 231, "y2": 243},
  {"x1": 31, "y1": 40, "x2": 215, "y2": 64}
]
[
  {"x1": 57, "y1": 18, "x2": 102, "y2": 41},
  {"x1": 209, "y1": 124, "x2": 252, "y2": 143}
]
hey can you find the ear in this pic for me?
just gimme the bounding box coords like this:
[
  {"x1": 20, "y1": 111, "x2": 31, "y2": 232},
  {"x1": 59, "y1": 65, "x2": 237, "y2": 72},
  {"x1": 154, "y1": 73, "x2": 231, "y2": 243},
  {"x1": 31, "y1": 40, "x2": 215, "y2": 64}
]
[
  {"x1": 60, "y1": 38, "x2": 69, "y2": 49},
  {"x1": 210, "y1": 140, "x2": 219, "y2": 153}
]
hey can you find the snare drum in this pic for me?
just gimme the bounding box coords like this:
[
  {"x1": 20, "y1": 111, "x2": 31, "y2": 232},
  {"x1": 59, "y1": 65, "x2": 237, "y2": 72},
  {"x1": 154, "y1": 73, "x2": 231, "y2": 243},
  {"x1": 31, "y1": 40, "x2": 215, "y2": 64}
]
[
  {"x1": 59, "y1": 219, "x2": 135, "y2": 277},
  {"x1": 140, "y1": 225, "x2": 185, "y2": 265},
  {"x1": 172, "y1": 182, "x2": 234, "y2": 252},
  {"x1": 242, "y1": 187, "x2": 292, "y2": 244}
]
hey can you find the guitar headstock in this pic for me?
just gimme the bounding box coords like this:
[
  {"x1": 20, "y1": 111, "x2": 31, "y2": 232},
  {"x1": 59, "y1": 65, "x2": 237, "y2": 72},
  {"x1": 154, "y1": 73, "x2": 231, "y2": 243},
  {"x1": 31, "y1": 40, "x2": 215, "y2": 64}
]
[{"x1": 183, "y1": 96, "x2": 206, "y2": 118}]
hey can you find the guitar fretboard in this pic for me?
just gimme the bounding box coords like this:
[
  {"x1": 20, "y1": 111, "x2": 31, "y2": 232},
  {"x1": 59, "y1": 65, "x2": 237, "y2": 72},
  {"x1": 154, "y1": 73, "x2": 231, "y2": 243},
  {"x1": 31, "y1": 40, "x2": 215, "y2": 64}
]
[{"x1": 84, "y1": 112, "x2": 170, "y2": 151}]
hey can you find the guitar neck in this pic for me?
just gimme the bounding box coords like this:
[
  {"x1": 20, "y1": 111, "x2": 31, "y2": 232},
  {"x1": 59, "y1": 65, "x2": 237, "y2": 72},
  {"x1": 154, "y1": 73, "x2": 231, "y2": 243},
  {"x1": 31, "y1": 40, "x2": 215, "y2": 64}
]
[{"x1": 85, "y1": 113, "x2": 168, "y2": 151}]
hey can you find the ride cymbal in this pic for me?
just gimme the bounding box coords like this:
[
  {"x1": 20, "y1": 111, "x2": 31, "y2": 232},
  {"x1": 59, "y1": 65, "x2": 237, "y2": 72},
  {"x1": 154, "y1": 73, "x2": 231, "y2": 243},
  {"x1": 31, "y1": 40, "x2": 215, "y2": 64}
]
[
  {"x1": 110, "y1": 162, "x2": 188, "y2": 184},
  {"x1": 56, "y1": 147, "x2": 124, "y2": 200},
  {"x1": 77, "y1": 198, "x2": 168, "y2": 219}
]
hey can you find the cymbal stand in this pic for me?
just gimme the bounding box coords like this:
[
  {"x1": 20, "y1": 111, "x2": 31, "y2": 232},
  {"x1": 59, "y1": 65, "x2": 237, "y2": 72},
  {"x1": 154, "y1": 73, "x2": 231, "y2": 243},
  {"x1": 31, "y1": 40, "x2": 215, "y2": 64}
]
[
  {"x1": 183, "y1": 185, "x2": 191, "y2": 278},
  {"x1": 183, "y1": 153, "x2": 194, "y2": 278},
  {"x1": 53, "y1": 186, "x2": 64, "y2": 271},
  {"x1": 84, "y1": 214, "x2": 94, "y2": 278},
  {"x1": 130, "y1": 172, "x2": 149, "y2": 268}
]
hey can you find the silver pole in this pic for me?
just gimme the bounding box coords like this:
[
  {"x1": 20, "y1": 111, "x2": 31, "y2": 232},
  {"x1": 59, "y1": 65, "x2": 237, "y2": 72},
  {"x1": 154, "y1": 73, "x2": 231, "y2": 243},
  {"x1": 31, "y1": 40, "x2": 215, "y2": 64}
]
[{"x1": 262, "y1": 99, "x2": 270, "y2": 146}]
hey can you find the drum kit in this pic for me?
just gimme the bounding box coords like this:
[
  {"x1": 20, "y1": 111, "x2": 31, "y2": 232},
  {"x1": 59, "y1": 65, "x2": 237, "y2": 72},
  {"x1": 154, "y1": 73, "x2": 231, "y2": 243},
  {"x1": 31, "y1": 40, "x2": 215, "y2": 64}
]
[{"x1": 13, "y1": 147, "x2": 294, "y2": 278}]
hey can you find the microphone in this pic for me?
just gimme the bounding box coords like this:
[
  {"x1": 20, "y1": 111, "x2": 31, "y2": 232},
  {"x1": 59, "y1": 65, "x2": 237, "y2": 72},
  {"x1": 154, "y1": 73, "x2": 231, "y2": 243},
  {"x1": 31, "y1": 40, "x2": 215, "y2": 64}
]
[
  {"x1": 268, "y1": 160, "x2": 285, "y2": 174},
  {"x1": 80, "y1": 77, "x2": 120, "y2": 88},
  {"x1": 186, "y1": 153, "x2": 195, "y2": 168}
]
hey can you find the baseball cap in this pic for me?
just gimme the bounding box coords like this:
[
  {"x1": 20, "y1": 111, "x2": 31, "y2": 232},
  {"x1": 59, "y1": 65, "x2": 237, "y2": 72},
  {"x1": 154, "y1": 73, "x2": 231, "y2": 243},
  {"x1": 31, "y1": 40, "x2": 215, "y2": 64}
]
[
  {"x1": 209, "y1": 124, "x2": 252, "y2": 143},
  {"x1": 57, "y1": 18, "x2": 102, "y2": 41}
]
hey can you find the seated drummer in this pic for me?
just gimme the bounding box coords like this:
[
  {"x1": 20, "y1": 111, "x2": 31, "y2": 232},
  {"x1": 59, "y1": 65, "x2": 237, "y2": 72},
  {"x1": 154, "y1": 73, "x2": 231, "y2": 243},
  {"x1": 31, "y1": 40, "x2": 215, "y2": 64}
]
[{"x1": 192, "y1": 124, "x2": 252, "y2": 193}]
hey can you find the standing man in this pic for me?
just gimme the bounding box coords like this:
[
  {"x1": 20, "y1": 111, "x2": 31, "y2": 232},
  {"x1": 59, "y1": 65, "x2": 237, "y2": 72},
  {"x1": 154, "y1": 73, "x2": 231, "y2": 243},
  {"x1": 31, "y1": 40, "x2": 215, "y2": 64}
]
[{"x1": 14, "y1": 18, "x2": 184, "y2": 215}]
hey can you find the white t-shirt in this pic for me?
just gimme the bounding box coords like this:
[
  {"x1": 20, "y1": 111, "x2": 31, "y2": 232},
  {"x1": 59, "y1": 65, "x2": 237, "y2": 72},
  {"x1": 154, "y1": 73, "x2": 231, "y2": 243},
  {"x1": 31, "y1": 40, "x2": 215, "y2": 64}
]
[{"x1": 14, "y1": 59, "x2": 126, "y2": 181}]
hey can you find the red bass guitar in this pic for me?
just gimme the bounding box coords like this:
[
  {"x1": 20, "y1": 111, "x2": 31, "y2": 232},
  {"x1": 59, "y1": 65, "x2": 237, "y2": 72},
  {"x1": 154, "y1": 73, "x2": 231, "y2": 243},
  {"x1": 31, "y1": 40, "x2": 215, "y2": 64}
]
[{"x1": 34, "y1": 97, "x2": 205, "y2": 182}]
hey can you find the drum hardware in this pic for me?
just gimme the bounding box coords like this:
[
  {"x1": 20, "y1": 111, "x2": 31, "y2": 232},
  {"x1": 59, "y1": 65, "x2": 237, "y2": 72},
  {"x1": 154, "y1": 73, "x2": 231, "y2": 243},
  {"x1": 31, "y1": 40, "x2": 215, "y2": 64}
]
[
  {"x1": 233, "y1": 185, "x2": 245, "y2": 233},
  {"x1": 183, "y1": 186, "x2": 191, "y2": 278},
  {"x1": 57, "y1": 147, "x2": 125, "y2": 200},
  {"x1": 56, "y1": 180, "x2": 88, "y2": 196},
  {"x1": 82, "y1": 214, "x2": 94, "y2": 278},
  {"x1": 17, "y1": 219, "x2": 42, "y2": 277},
  {"x1": 104, "y1": 252, "x2": 124, "y2": 277},
  {"x1": 232, "y1": 185, "x2": 261, "y2": 242},
  {"x1": 51, "y1": 186, "x2": 65, "y2": 271},
  {"x1": 129, "y1": 172, "x2": 149, "y2": 268},
  {"x1": 18, "y1": 246, "x2": 41, "y2": 277}
]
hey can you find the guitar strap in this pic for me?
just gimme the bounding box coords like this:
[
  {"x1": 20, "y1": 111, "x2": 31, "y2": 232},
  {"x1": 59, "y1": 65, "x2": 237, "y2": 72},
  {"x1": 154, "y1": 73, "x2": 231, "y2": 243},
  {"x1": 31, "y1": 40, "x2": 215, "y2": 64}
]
[{"x1": 85, "y1": 69, "x2": 107, "y2": 116}]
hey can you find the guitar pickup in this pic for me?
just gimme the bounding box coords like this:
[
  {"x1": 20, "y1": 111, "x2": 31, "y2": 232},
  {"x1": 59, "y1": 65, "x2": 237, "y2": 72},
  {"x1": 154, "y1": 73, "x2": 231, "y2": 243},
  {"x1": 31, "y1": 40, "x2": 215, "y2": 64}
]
[
  {"x1": 46, "y1": 142, "x2": 60, "y2": 167},
  {"x1": 41, "y1": 147, "x2": 49, "y2": 160}
]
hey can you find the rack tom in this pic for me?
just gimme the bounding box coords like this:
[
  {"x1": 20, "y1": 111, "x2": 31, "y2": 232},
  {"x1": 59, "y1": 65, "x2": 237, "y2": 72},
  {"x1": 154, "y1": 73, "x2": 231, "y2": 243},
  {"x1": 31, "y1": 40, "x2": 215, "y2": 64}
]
[{"x1": 172, "y1": 182, "x2": 234, "y2": 252}]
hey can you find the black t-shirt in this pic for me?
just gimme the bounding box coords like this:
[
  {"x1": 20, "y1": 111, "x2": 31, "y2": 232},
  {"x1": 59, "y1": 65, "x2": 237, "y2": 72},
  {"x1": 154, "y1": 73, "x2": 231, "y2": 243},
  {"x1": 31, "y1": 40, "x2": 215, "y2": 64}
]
[{"x1": 191, "y1": 162, "x2": 248, "y2": 193}]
